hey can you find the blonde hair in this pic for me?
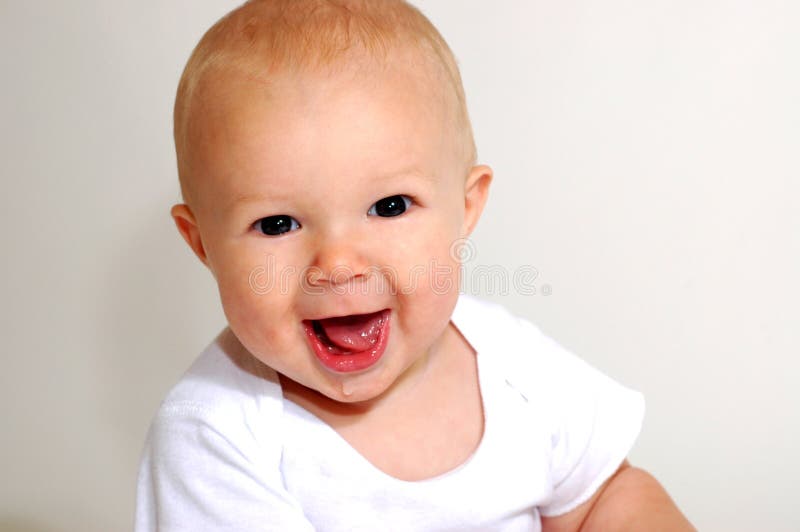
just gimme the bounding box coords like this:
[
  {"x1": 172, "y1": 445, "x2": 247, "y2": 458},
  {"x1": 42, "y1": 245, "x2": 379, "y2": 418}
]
[{"x1": 174, "y1": 0, "x2": 476, "y2": 204}]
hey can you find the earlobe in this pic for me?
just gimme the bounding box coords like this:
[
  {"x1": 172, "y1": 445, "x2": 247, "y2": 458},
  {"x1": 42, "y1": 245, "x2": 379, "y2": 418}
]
[
  {"x1": 170, "y1": 203, "x2": 209, "y2": 267},
  {"x1": 462, "y1": 165, "x2": 493, "y2": 237}
]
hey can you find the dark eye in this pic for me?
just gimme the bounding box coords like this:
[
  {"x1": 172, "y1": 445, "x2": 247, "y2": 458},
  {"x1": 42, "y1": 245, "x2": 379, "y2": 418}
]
[
  {"x1": 368, "y1": 195, "x2": 412, "y2": 217},
  {"x1": 254, "y1": 215, "x2": 301, "y2": 236}
]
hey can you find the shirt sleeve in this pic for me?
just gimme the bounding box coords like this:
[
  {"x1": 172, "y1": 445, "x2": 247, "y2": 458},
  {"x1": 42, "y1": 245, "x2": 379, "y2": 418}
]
[
  {"x1": 519, "y1": 320, "x2": 646, "y2": 518},
  {"x1": 135, "y1": 402, "x2": 316, "y2": 532}
]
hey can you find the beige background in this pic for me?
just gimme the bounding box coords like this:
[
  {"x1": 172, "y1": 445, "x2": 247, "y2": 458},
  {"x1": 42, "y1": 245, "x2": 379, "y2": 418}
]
[{"x1": 1, "y1": 1, "x2": 798, "y2": 530}]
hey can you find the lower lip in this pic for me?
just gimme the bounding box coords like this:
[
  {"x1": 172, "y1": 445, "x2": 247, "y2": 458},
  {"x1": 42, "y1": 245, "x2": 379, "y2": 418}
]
[{"x1": 303, "y1": 310, "x2": 391, "y2": 373}]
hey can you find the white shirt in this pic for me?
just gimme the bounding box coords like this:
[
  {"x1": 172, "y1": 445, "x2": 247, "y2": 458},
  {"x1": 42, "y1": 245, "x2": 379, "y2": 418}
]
[{"x1": 136, "y1": 295, "x2": 644, "y2": 531}]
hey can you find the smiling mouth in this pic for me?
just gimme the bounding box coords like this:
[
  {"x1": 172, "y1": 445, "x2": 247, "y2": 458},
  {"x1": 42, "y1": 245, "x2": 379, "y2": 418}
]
[{"x1": 303, "y1": 309, "x2": 391, "y2": 373}]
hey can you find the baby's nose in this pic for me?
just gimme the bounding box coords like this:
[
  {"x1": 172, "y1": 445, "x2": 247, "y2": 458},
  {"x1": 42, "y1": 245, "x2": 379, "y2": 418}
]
[{"x1": 306, "y1": 233, "x2": 371, "y2": 287}]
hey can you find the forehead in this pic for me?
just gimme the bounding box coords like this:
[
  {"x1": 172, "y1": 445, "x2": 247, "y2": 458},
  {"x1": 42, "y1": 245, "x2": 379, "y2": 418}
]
[{"x1": 186, "y1": 56, "x2": 457, "y2": 209}]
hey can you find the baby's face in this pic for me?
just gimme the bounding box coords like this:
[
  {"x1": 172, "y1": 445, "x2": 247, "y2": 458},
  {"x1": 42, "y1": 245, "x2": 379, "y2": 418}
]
[{"x1": 178, "y1": 59, "x2": 489, "y2": 403}]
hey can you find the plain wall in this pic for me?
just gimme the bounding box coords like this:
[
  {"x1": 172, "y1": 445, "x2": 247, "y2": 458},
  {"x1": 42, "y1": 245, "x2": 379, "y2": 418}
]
[{"x1": 1, "y1": 1, "x2": 797, "y2": 530}]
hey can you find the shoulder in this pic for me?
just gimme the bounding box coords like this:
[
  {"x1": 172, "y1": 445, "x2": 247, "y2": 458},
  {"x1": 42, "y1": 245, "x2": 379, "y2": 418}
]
[
  {"x1": 451, "y1": 293, "x2": 538, "y2": 357},
  {"x1": 146, "y1": 328, "x2": 286, "y2": 460},
  {"x1": 452, "y1": 294, "x2": 562, "y2": 382},
  {"x1": 452, "y1": 295, "x2": 646, "y2": 517},
  {"x1": 452, "y1": 293, "x2": 644, "y2": 415},
  {"x1": 136, "y1": 330, "x2": 316, "y2": 531},
  {"x1": 162, "y1": 328, "x2": 282, "y2": 402}
]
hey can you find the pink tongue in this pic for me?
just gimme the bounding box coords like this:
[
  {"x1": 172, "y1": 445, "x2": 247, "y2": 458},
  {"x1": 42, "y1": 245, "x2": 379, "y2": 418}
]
[{"x1": 317, "y1": 311, "x2": 384, "y2": 351}]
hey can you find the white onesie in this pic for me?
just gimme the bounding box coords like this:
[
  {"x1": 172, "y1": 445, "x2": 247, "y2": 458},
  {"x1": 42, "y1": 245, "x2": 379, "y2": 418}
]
[{"x1": 136, "y1": 294, "x2": 644, "y2": 531}]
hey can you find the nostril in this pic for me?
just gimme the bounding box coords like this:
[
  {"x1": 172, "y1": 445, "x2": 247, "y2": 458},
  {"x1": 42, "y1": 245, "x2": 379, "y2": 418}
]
[
  {"x1": 327, "y1": 265, "x2": 361, "y2": 285},
  {"x1": 306, "y1": 265, "x2": 366, "y2": 286}
]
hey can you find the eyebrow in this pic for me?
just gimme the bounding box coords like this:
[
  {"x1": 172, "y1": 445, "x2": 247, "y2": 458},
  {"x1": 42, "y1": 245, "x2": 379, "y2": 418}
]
[
  {"x1": 372, "y1": 167, "x2": 435, "y2": 184},
  {"x1": 224, "y1": 192, "x2": 278, "y2": 214},
  {"x1": 225, "y1": 168, "x2": 434, "y2": 211}
]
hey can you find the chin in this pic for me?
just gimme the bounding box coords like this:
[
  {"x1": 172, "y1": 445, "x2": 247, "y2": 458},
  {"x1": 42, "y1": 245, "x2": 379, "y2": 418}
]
[{"x1": 323, "y1": 366, "x2": 398, "y2": 406}]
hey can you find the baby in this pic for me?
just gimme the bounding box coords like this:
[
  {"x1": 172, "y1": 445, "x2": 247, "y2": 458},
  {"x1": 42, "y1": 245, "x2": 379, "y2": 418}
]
[{"x1": 136, "y1": 0, "x2": 693, "y2": 530}]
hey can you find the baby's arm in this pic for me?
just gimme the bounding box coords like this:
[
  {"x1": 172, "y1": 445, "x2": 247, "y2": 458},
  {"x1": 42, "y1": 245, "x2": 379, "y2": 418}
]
[{"x1": 540, "y1": 460, "x2": 694, "y2": 532}]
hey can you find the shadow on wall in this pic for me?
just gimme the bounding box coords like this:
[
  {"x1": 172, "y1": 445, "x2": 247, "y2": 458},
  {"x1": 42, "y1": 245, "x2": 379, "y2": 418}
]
[
  {"x1": 93, "y1": 195, "x2": 226, "y2": 514},
  {"x1": 0, "y1": 517, "x2": 54, "y2": 532}
]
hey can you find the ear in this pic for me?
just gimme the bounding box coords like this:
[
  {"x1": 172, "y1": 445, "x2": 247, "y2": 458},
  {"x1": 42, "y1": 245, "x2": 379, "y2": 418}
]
[
  {"x1": 170, "y1": 203, "x2": 210, "y2": 267},
  {"x1": 462, "y1": 164, "x2": 493, "y2": 237}
]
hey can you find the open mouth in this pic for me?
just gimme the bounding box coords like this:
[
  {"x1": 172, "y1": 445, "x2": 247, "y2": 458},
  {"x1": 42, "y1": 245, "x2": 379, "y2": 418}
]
[{"x1": 303, "y1": 309, "x2": 391, "y2": 373}]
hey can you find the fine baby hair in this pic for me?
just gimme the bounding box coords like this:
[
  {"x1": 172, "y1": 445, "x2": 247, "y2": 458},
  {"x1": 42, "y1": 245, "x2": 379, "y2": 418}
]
[{"x1": 173, "y1": 0, "x2": 476, "y2": 209}]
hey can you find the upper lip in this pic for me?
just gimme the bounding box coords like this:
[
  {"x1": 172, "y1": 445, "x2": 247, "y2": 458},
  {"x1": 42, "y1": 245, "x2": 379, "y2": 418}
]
[{"x1": 303, "y1": 308, "x2": 389, "y2": 322}]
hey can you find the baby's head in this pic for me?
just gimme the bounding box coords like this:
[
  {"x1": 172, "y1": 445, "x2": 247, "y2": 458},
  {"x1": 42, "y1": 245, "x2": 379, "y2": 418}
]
[{"x1": 171, "y1": 0, "x2": 492, "y2": 404}]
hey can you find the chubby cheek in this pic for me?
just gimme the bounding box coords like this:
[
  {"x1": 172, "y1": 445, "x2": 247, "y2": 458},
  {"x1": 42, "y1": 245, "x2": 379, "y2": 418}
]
[
  {"x1": 214, "y1": 253, "x2": 300, "y2": 361},
  {"x1": 391, "y1": 231, "x2": 462, "y2": 345}
]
